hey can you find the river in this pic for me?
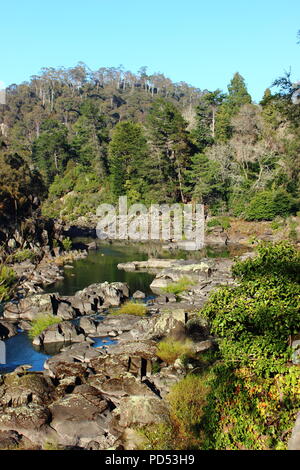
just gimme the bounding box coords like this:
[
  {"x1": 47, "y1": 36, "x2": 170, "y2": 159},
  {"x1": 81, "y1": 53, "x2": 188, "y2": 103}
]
[{"x1": 0, "y1": 240, "x2": 248, "y2": 374}]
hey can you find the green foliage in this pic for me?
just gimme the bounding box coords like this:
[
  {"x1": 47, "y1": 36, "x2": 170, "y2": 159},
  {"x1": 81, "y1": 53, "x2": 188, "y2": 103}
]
[
  {"x1": 200, "y1": 363, "x2": 300, "y2": 450},
  {"x1": 162, "y1": 276, "x2": 195, "y2": 295},
  {"x1": 245, "y1": 189, "x2": 294, "y2": 221},
  {"x1": 32, "y1": 120, "x2": 71, "y2": 186},
  {"x1": 111, "y1": 300, "x2": 147, "y2": 316},
  {"x1": 28, "y1": 314, "x2": 62, "y2": 339},
  {"x1": 156, "y1": 338, "x2": 194, "y2": 364},
  {"x1": 206, "y1": 216, "x2": 231, "y2": 230},
  {"x1": 202, "y1": 242, "x2": 300, "y2": 375},
  {"x1": 0, "y1": 265, "x2": 17, "y2": 301},
  {"x1": 62, "y1": 237, "x2": 72, "y2": 251},
  {"x1": 215, "y1": 72, "x2": 252, "y2": 142},
  {"x1": 12, "y1": 249, "x2": 36, "y2": 263},
  {"x1": 108, "y1": 121, "x2": 149, "y2": 198},
  {"x1": 144, "y1": 241, "x2": 300, "y2": 451}
]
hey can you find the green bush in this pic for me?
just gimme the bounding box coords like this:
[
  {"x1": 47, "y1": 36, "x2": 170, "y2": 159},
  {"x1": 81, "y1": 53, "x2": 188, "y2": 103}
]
[
  {"x1": 156, "y1": 338, "x2": 194, "y2": 364},
  {"x1": 206, "y1": 217, "x2": 231, "y2": 230},
  {"x1": 0, "y1": 265, "x2": 17, "y2": 301},
  {"x1": 245, "y1": 189, "x2": 293, "y2": 221},
  {"x1": 162, "y1": 276, "x2": 195, "y2": 296},
  {"x1": 201, "y1": 241, "x2": 300, "y2": 375},
  {"x1": 62, "y1": 237, "x2": 72, "y2": 251},
  {"x1": 111, "y1": 300, "x2": 147, "y2": 316},
  {"x1": 29, "y1": 314, "x2": 62, "y2": 339},
  {"x1": 12, "y1": 249, "x2": 36, "y2": 263}
]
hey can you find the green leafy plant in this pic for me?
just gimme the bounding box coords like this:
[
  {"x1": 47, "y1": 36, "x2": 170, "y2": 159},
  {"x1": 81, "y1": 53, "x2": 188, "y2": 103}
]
[
  {"x1": 0, "y1": 265, "x2": 17, "y2": 301},
  {"x1": 162, "y1": 276, "x2": 195, "y2": 296},
  {"x1": 111, "y1": 300, "x2": 147, "y2": 316},
  {"x1": 12, "y1": 249, "x2": 36, "y2": 263},
  {"x1": 28, "y1": 314, "x2": 62, "y2": 339},
  {"x1": 156, "y1": 338, "x2": 194, "y2": 364},
  {"x1": 62, "y1": 237, "x2": 72, "y2": 251}
]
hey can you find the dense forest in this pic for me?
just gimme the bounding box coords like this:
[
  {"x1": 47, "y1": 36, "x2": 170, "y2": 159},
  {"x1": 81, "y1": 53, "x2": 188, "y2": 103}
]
[{"x1": 0, "y1": 60, "x2": 299, "y2": 225}]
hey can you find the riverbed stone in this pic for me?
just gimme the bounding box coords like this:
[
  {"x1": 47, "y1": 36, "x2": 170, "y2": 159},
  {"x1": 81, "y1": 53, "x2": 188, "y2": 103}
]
[
  {"x1": 49, "y1": 384, "x2": 117, "y2": 448},
  {"x1": 132, "y1": 290, "x2": 146, "y2": 299},
  {"x1": 75, "y1": 282, "x2": 129, "y2": 309},
  {"x1": 0, "y1": 404, "x2": 56, "y2": 446},
  {"x1": 114, "y1": 395, "x2": 170, "y2": 428},
  {"x1": 0, "y1": 372, "x2": 55, "y2": 407},
  {"x1": 33, "y1": 321, "x2": 86, "y2": 347}
]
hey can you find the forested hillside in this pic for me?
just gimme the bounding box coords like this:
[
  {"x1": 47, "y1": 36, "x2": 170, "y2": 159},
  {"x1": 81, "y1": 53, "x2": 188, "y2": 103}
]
[{"x1": 0, "y1": 62, "x2": 299, "y2": 224}]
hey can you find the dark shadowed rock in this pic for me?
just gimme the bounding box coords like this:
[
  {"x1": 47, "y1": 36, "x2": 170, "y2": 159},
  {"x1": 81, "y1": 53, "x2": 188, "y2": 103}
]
[{"x1": 0, "y1": 320, "x2": 18, "y2": 339}]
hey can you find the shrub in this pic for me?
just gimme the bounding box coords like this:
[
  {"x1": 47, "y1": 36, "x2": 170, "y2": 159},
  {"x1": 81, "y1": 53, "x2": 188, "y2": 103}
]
[
  {"x1": 156, "y1": 338, "x2": 194, "y2": 364},
  {"x1": 12, "y1": 249, "x2": 36, "y2": 263},
  {"x1": 111, "y1": 301, "x2": 147, "y2": 316},
  {"x1": 245, "y1": 189, "x2": 293, "y2": 221},
  {"x1": 206, "y1": 217, "x2": 231, "y2": 230},
  {"x1": 139, "y1": 373, "x2": 210, "y2": 450},
  {"x1": 28, "y1": 314, "x2": 62, "y2": 339},
  {"x1": 62, "y1": 237, "x2": 72, "y2": 251},
  {"x1": 201, "y1": 241, "x2": 300, "y2": 375},
  {"x1": 162, "y1": 276, "x2": 195, "y2": 296},
  {"x1": 0, "y1": 265, "x2": 17, "y2": 301}
]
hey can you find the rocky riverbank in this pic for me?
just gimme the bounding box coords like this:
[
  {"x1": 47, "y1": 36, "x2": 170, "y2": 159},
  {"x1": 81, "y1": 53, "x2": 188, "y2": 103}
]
[{"x1": 0, "y1": 252, "x2": 240, "y2": 450}]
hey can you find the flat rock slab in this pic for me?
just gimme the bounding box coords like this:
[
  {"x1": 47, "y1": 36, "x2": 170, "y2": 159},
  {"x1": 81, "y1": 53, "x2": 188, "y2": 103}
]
[{"x1": 49, "y1": 384, "x2": 116, "y2": 448}]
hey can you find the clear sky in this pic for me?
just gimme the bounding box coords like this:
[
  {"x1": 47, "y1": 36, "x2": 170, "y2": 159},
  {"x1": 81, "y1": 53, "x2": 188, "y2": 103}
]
[{"x1": 0, "y1": 0, "x2": 299, "y2": 102}]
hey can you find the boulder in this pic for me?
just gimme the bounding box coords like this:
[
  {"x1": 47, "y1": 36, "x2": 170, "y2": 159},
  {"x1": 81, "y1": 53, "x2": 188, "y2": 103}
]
[
  {"x1": 114, "y1": 395, "x2": 170, "y2": 428},
  {"x1": 49, "y1": 384, "x2": 117, "y2": 448},
  {"x1": 75, "y1": 282, "x2": 129, "y2": 309},
  {"x1": 44, "y1": 342, "x2": 104, "y2": 378},
  {"x1": 79, "y1": 316, "x2": 98, "y2": 335},
  {"x1": 127, "y1": 308, "x2": 187, "y2": 341},
  {"x1": 88, "y1": 375, "x2": 158, "y2": 405},
  {"x1": 132, "y1": 290, "x2": 146, "y2": 299},
  {"x1": 0, "y1": 372, "x2": 55, "y2": 407},
  {"x1": 3, "y1": 293, "x2": 59, "y2": 321},
  {"x1": 33, "y1": 321, "x2": 85, "y2": 347},
  {"x1": 0, "y1": 404, "x2": 56, "y2": 446},
  {"x1": 95, "y1": 314, "x2": 142, "y2": 337}
]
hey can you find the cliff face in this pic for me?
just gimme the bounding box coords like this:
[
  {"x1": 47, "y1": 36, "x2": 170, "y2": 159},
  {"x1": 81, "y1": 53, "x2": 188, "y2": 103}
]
[{"x1": 0, "y1": 216, "x2": 64, "y2": 258}]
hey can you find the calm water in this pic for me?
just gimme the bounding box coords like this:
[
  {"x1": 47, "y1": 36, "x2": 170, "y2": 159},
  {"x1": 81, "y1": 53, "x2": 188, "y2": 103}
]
[{"x1": 0, "y1": 241, "x2": 249, "y2": 374}]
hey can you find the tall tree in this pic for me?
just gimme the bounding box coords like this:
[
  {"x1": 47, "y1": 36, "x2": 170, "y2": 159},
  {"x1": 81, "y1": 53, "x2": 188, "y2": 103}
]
[
  {"x1": 216, "y1": 73, "x2": 252, "y2": 142},
  {"x1": 32, "y1": 119, "x2": 71, "y2": 186},
  {"x1": 108, "y1": 121, "x2": 149, "y2": 199},
  {"x1": 146, "y1": 98, "x2": 192, "y2": 202}
]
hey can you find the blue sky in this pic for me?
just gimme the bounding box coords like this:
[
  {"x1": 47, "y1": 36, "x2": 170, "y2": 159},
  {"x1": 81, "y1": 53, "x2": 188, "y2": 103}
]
[{"x1": 0, "y1": 0, "x2": 299, "y2": 102}]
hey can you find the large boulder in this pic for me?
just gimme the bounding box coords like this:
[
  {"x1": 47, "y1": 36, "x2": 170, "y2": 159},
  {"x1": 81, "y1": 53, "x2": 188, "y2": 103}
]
[
  {"x1": 0, "y1": 373, "x2": 55, "y2": 407},
  {"x1": 33, "y1": 321, "x2": 85, "y2": 347},
  {"x1": 49, "y1": 384, "x2": 117, "y2": 448},
  {"x1": 75, "y1": 282, "x2": 129, "y2": 309},
  {"x1": 88, "y1": 375, "x2": 159, "y2": 405},
  {"x1": 44, "y1": 342, "x2": 104, "y2": 378},
  {"x1": 3, "y1": 293, "x2": 59, "y2": 321},
  {"x1": 125, "y1": 308, "x2": 188, "y2": 341},
  {"x1": 114, "y1": 395, "x2": 170, "y2": 428},
  {"x1": 94, "y1": 314, "x2": 142, "y2": 337},
  {"x1": 0, "y1": 404, "x2": 56, "y2": 446}
]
